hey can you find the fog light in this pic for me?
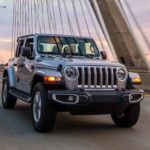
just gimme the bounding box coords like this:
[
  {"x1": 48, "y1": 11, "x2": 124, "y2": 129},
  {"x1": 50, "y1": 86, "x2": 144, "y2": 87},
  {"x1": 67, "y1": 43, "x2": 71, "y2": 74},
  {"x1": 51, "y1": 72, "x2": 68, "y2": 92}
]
[{"x1": 52, "y1": 94, "x2": 79, "y2": 104}]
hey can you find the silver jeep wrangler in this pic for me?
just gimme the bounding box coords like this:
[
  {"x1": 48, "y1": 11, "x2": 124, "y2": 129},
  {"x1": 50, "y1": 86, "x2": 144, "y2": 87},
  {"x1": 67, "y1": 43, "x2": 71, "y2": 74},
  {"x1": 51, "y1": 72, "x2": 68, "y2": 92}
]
[{"x1": 2, "y1": 34, "x2": 144, "y2": 132}]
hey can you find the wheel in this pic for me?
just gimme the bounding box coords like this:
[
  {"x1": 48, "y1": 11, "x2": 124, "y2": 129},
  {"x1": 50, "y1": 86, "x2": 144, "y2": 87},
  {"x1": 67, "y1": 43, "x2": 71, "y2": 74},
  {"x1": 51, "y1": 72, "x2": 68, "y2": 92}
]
[
  {"x1": 2, "y1": 77, "x2": 17, "y2": 109},
  {"x1": 111, "y1": 103, "x2": 140, "y2": 128},
  {"x1": 31, "y1": 82, "x2": 57, "y2": 133}
]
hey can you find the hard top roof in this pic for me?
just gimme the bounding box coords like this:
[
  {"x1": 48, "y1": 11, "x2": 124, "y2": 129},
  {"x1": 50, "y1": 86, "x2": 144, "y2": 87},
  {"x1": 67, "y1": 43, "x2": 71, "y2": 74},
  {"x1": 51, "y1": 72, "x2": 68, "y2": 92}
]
[{"x1": 17, "y1": 33, "x2": 93, "y2": 40}]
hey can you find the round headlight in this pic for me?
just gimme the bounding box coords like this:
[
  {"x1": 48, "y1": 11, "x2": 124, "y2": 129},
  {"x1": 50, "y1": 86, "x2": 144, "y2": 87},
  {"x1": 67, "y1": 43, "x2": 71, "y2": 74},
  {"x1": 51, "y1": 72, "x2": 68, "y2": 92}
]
[
  {"x1": 117, "y1": 68, "x2": 127, "y2": 80},
  {"x1": 65, "y1": 67, "x2": 78, "y2": 80}
]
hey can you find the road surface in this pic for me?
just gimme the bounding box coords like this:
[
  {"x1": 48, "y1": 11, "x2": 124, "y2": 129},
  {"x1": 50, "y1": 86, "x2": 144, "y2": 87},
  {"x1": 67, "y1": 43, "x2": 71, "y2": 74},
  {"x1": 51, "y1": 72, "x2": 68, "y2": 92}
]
[{"x1": 0, "y1": 82, "x2": 149, "y2": 150}]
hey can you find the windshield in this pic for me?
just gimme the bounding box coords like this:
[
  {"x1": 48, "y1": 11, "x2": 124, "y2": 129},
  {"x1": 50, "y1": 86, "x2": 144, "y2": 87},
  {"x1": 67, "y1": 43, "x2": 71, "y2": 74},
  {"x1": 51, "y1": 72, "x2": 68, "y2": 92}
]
[{"x1": 37, "y1": 36, "x2": 101, "y2": 58}]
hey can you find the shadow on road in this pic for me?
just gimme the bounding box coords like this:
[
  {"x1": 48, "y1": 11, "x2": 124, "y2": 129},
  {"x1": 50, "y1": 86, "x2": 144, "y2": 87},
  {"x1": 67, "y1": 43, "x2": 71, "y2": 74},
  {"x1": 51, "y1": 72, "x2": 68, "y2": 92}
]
[{"x1": 0, "y1": 101, "x2": 136, "y2": 135}]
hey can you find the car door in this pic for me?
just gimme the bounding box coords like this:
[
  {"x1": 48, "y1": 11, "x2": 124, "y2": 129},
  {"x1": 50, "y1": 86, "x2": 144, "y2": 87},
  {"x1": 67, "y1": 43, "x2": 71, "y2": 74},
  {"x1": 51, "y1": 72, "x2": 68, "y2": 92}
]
[
  {"x1": 14, "y1": 38, "x2": 25, "y2": 90},
  {"x1": 17, "y1": 37, "x2": 35, "y2": 93}
]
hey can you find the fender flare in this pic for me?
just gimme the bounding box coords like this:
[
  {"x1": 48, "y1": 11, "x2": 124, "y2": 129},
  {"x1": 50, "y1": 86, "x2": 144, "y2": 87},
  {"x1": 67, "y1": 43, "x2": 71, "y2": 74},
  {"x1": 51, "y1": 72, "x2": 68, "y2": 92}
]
[
  {"x1": 3, "y1": 66, "x2": 16, "y2": 88},
  {"x1": 32, "y1": 69, "x2": 62, "y2": 81},
  {"x1": 31, "y1": 69, "x2": 63, "y2": 93}
]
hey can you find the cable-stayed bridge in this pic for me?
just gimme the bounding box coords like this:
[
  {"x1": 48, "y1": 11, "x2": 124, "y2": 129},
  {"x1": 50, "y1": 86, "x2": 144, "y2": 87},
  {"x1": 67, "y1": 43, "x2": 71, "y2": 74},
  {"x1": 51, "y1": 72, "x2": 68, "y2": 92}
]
[{"x1": 11, "y1": 0, "x2": 150, "y2": 89}]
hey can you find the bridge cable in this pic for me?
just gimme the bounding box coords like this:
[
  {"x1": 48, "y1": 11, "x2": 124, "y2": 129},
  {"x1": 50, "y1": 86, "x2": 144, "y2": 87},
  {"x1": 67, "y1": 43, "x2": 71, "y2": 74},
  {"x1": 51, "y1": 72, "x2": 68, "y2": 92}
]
[
  {"x1": 20, "y1": 0, "x2": 23, "y2": 35},
  {"x1": 79, "y1": 0, "x2": 91, "y2": 36},
  {"x1": 21, "y1": 0, "x2": 24, "y2": 35},
  {"x1": 37, "y1": 0, "x2": 43, "y2": 33},
  {"x1": 30, "y1": 0, "x2": 34, "y2": 33},
  {"x1": 27, "y1": 0, "x2": 31, "y2": 34},
  {"x1": 85, "y1": 0, "x2": 105, "y2": 50},
  {"x1": 121, "y1": 0, "x2": 150, "y2": 51},
  {"x1": 25, "y1": 0, "x2": 27, "y2": 34},
  {"x1": 91, "y1": 0, "x2": 117, "y2": 54},
  {"x1": 17, "y1": 0, "x2": 21, "y2": 36},
  {"x1": 14, "y1": 0, "x2": 18, "y2": 55},
  {"x1": 48, "y1": 0, "x2": 55, "y2": 33},
  {"x1": 45, "y1": 0, "x2": 52, "y2": 33},
  {"x1": 34, "y1": 0, "x2": 42, "y2": 33},
  {"x1": 71, "y1": 0, "x2": 82, "y2": 36},
  {"x1": 11, "y1": 0, "x2": 16, "y2": 57},
  {"x1": 12, "y1": 0, "x2": 16, "y2": 57},
  {"x1": 16, "y1": 0, "x2": 19, "y2": 37},
  {"x1": 34, "y1": 0, "x2": 39, "y2": 33},
  {"x1": 62, "y1": 0, "x2": 74, "y2": 35},
  {"x1": 24, "y1": 0, "x2": 27, "y2": 34},
  {"x1": 51, "y1": 0, "x2": 57, "y2": 33},
  {"x1": 40, "y1": 0, "x2": 46, "y2": 33},
  {"x1": 33, "y1": 0, "x2": 37, "y2": 33},
  {"x1": 23, "y1": 0, "x2": 26, "y2": 34},
  {"x1": 57, "y1": 0, "x2": 64, "y2": 35},
  {"x1": 49, "y1": 0, "x2": 56, "y2": 33}
]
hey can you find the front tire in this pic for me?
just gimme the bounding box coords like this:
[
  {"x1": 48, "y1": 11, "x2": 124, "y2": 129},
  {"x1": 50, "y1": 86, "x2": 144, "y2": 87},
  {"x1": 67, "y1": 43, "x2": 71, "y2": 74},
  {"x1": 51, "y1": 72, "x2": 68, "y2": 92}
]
[
  {"x1": 2, "y1": 77, "x2": 17, "y2": 109},
  {"x1": 31, "y1": 83, "x2": 57, "y2": 133},
  {"x1": 111, "y1": 103, "x2": 140, "y2": 128}
]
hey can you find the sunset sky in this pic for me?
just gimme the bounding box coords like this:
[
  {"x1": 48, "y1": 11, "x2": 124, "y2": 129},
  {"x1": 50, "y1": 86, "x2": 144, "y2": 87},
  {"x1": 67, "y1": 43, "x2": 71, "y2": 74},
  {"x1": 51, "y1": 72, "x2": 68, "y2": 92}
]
[{"x1": 0, "y1": 0, "x2": 150, "y2": 63}]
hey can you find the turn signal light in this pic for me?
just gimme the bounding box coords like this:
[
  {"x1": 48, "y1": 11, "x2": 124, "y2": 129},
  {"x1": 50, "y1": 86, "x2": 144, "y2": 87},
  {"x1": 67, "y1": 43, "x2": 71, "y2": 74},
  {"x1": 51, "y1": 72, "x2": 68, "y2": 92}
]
[
  {"x1": 132, "y1": 77, "x2": 142, "y2": 84},
  {"x1": 44, "y1": 76, "x2": 62, "y2": 83}
]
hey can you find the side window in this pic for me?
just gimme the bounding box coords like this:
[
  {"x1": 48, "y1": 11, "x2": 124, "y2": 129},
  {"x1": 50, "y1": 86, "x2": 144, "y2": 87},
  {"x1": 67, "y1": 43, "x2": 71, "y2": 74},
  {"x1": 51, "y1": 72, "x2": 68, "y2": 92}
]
[
  {"x1": 25, "y1": 38, "x2": 34, "y2": 56},
  {"x1": 16, "y1": 39, "x2": 24, "y2": 57}
]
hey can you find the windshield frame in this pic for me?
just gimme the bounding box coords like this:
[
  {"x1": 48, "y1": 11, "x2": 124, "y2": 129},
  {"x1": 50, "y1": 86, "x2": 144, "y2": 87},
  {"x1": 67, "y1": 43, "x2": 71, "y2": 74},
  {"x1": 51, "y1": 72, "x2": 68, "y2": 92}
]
[{"x1": 36, "y1": 35, "x2": 101, "y2": 58}]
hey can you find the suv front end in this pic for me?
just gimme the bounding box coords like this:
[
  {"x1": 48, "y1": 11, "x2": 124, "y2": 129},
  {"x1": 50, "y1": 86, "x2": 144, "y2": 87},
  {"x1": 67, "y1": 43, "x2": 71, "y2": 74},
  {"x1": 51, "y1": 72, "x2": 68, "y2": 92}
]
[{"x1": 47, "y1": 64, "x2": 144, "y2": 115}]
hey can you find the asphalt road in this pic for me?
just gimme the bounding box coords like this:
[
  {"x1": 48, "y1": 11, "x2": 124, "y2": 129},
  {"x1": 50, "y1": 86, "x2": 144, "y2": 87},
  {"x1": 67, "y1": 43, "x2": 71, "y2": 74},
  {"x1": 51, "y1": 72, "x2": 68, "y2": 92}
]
[{"x1": 0, "y1": 82, "x2": 149, "y2": 150}]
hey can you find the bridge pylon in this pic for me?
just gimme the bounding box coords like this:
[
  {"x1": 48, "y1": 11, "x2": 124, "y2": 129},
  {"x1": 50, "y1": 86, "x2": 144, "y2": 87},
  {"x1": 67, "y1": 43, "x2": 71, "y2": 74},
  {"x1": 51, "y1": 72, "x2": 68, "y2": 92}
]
[{"x1": 90, "y1": 0, "x2": 149, "y2": 72}]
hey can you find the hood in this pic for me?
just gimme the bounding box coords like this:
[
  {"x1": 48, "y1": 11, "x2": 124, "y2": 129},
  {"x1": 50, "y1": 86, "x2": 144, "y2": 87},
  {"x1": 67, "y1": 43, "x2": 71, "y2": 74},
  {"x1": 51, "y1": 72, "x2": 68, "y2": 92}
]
[{"x1": 35, "y1": 56, "x2": 125, "y2": 69}]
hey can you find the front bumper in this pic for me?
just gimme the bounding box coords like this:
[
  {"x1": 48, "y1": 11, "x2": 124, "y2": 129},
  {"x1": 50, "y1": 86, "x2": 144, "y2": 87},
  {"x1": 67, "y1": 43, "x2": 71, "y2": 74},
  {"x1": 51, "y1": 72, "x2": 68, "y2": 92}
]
[{"x1": 48, "y1": 89, "x2": 144, "y2": 114}]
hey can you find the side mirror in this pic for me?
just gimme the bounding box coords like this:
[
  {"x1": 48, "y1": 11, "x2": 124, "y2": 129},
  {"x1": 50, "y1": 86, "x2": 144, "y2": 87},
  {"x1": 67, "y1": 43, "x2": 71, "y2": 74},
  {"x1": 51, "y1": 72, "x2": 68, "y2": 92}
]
[
  {"x1": 101, "y1": 51, "x2": 107, "y2": 60},
  {"x1": 21, "y1": 47, "x2": 32, "y2": 58}
]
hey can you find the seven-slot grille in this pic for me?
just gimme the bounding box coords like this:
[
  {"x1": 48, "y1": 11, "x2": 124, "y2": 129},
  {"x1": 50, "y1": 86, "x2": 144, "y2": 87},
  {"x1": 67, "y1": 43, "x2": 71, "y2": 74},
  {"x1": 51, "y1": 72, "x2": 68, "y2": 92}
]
[{"x1": 77, "y1": 66, "x2": 117, "y2": 89}]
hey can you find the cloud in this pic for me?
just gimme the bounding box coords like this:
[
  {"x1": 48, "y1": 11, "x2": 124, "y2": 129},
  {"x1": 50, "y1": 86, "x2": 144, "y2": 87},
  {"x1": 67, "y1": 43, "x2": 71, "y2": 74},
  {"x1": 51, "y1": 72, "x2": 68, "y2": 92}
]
[
  {"x1": 0, "y1": 49, "x2": 11, "y2": 63},
  {"x1": 0, "y1": 38, "x2": 11, "y2": 43}
]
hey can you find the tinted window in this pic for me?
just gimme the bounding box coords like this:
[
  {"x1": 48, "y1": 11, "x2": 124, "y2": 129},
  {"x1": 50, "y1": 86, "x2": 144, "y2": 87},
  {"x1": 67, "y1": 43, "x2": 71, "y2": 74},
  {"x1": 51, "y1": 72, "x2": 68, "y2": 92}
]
[
  {"x1": 25, "y1": 38, "x2": 34, "y2": 57},
  {"x1": 37, "y1": 37, "x2": 60, "y2": 54},
  {"x1": 37, "y1": 36, "x2": 100, "y2": 58},
  {"x1": 16, "y1": 39, "x2": 24, "y2": 57}
]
